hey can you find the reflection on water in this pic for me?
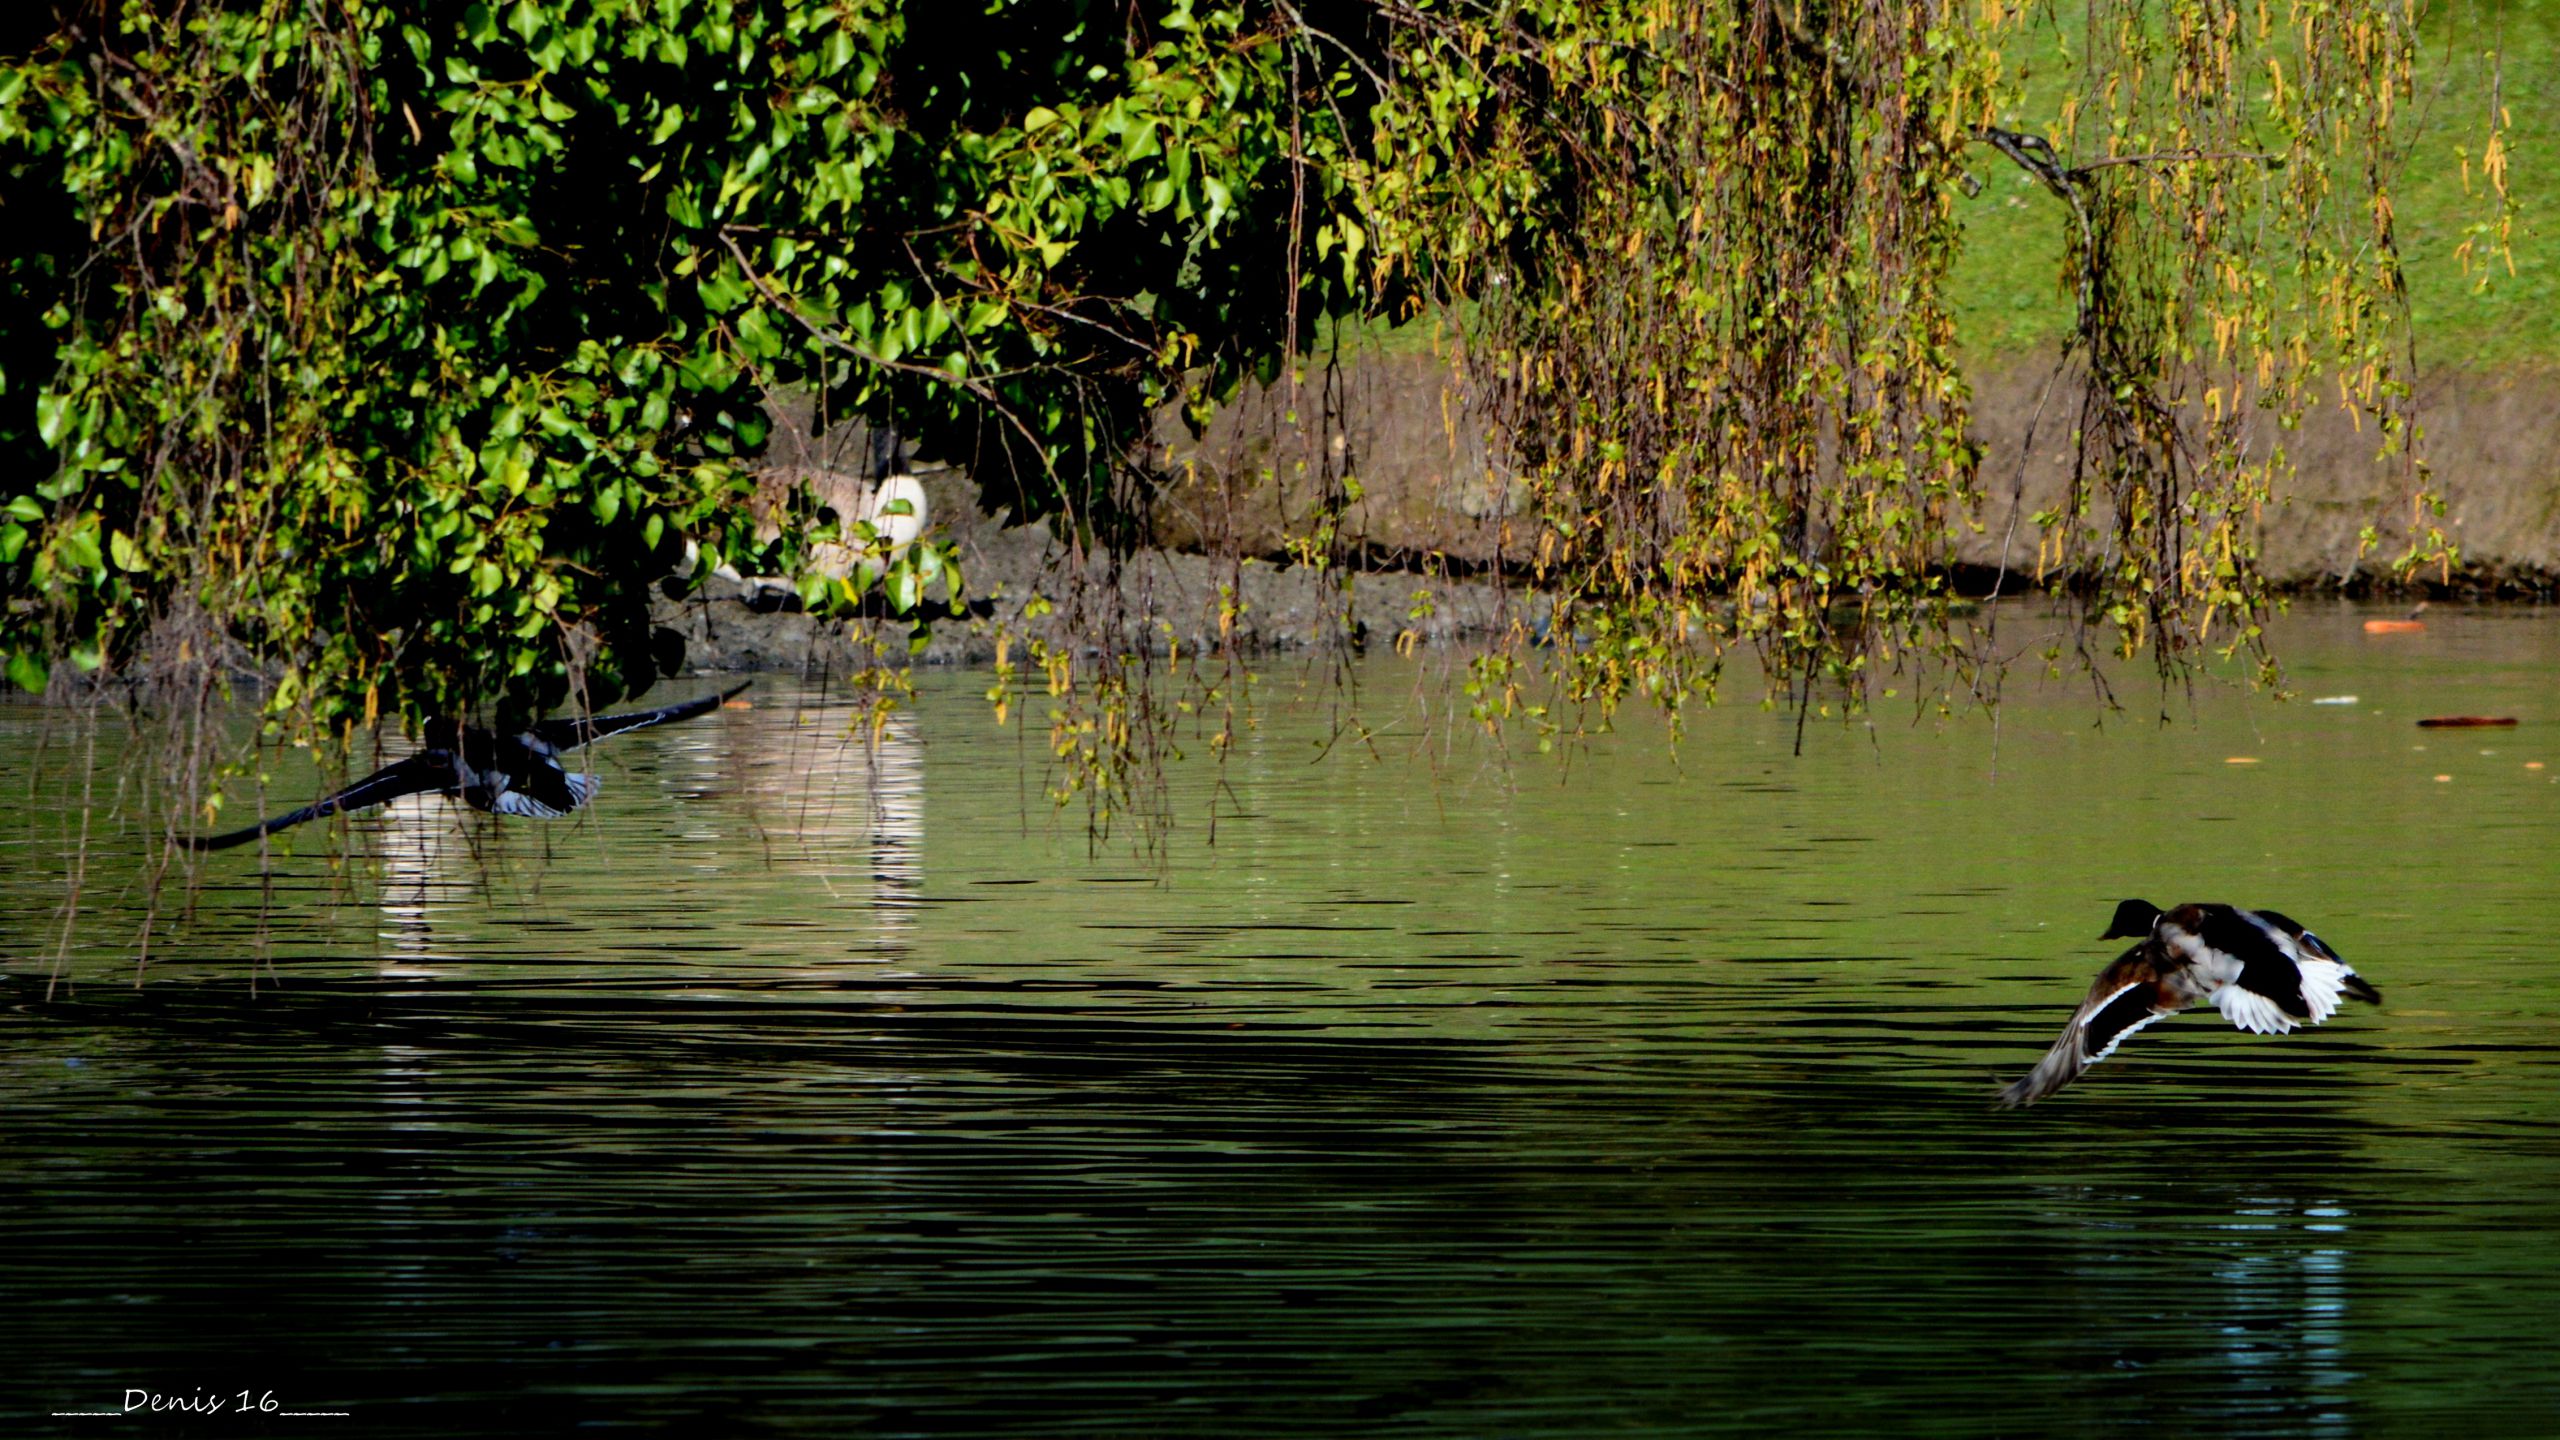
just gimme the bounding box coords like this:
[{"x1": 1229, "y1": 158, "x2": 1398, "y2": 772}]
[
  {"x1": 3, "y1": 604, "x2": 2559, "y2": 1436},
  {"x1": 376, "y1": 794, "x2": 472, "y2": 966}
]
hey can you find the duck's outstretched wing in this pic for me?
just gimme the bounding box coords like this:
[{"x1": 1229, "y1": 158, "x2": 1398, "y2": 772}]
[
  {"x1": 531, "y1": 680, "x2": 751, "y2": 751},
  {"x1": 183, "y1": 754, "x2": 448, "y2": 851},
  {"x1": 2195, "y1": 904, "x2": 2315, "y2": 1023},
  {"x1": 1997, "y1": 945, "x2": 2187, "y2": 1109},
  {"x1": 2249, "y1": 909, "x2": 2381, "y2": 1003},
  {"x1": 2213, "y1": 956, "x2": 2381, "y2": 1034}
]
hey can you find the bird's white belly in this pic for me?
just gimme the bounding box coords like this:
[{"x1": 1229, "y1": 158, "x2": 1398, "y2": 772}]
[{"x1": 2189, "y1": 950, "x2": 2247, "y2": 988}]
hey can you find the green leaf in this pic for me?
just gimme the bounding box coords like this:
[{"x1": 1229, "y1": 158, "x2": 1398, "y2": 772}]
[
  {"x1": 7, "y1": 650, "x2": 46, "y2": 694},
  {"x1": 60, "y1": 525, "x2": 100, "y2": 574},
  {"x1": 109, "y1": 530, "x2": 144, "y2": 572},
  {"x1": 34, "y1": 392, "x2": 67, "y2": 447},
  {"x1": 1022, "y1": 106, "x2": 1060, "y2": 134},
  {"x1": 735, "y1": 306, "x2": 781, "y2": 361},
  {"x1": 885, "y1": 562, "x2": 922, "y2": 613}
]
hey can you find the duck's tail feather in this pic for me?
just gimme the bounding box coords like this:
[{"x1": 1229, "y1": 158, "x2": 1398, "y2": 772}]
[{"x1": 2273, "y1": 958, "x2": 2374, "y2": 1026}]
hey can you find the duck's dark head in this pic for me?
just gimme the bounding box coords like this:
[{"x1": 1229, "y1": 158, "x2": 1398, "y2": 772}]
[{"x1": 2101, "y1": 898, "x2": 2163, "y2": 940}]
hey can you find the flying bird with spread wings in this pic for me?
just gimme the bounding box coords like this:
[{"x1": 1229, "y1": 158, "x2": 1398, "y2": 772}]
[
  {"x1": 1997, "y1": 899, "x2": 2381, "y2": 1108},
  {"x1": 185, "y1": 681, "x2": 752, "y2": 851}
]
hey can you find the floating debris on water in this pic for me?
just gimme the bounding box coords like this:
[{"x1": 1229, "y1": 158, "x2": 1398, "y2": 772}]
[
  {"x1": 2418, "y1": 716, "x2": 2519, "y2": 728},
  {"x1": 2311, "y1": 695, "x2": 2360, "y2": 705}
]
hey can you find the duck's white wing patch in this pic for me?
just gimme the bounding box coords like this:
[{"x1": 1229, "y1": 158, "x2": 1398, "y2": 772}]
[
  {"x1": 2085, "y1": 1005, "x2": 2175, "y2": 1064},
  {"x1": 2214, "y1": 983, "x2": 2299, "y2": 1035},
  {"x1": 490, "y1": 773, "x2": 599, "y2": 820},
  {"x1": 2294, "y1": 960, "x2": 2352, "y2": 1024},
  {"x1": 491, "y1": 789, "x2": 564, "y2": 819}
]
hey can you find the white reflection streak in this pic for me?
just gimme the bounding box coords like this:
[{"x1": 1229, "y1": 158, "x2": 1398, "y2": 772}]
[
  {"x1": 2214, "y1": 1195, "x2": 2358, "y2": 1433},
  {"x1": 359, "y1": 692, "x2": 927, "y2": 965},
  {"x1": 673, "y1": 699, "x2": 925, "y2": 952},
  {"x1": 782, "y1": 712, "x2": 924, "y2": 946},
  {"x1": 866, "y1": 713, "x2": 925, "y2": 940},
  {"x1": 374, "y1": 791, "x2": 476, "y2": 973}
]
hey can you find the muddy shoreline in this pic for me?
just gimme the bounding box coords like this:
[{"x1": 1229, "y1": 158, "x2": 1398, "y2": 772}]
[{"x1": 667, "y1": 356, "x2": 2558, "y2": 672}]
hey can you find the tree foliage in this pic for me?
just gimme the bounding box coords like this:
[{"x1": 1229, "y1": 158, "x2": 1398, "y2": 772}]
[
  {"x1": 0, "y1": 0, "x2": 1350, "y2": 729},
  {"x1": 0, "y1": 0, "x2": 2481, "y2": 778},
  {"x1": 1338, "y1": 0, "x2": 2466, "y2": 728}
]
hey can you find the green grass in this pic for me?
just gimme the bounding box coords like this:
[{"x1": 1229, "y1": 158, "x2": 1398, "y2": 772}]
[
  {"x1": 1948, "y1": 0, "x2": 2556, "y2": 373},
  {"x1": 1316, "y1": 3, "x2": 2554, "y2": 379}
]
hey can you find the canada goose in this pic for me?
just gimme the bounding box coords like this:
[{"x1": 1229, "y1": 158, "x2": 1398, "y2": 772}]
[
  {"x1": 1996, "y1": 899, "x2": 2380, "y2": 1108},
  {"x1": 185, "y1": 681, "x2": 752, "y2": 851}
]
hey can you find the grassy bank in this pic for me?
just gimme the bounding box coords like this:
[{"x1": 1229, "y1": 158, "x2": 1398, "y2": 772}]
[{"x1": 1950, "y1": 0, "x2": 2552, "y2": 372}]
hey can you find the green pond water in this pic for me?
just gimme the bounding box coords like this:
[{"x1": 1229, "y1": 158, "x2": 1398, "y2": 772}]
[{"x1": 3, "y1": 603, "x2": 2557, "y2": 1436}]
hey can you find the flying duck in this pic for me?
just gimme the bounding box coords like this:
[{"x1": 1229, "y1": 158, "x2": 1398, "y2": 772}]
[
  {"x1": 185, "y1": 681, "x2": 752, "y2": 851},
  {"x1": 1996, "y1": 899, "x2": 2380, "y2": 1108}
]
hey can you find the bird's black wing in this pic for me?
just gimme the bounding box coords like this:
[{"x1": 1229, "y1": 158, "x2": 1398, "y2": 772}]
[
  {"x1": 1997, "y1": 943, "x2": 2186, "y2": 1108},
  {"x1": 530, "y1": 680, "x2": 752, "y2": 751},
  {"x1": 184, "y1": 754, "x2": 448, "y2": 851},
  {"x1": 2198, "y1": 905, "x2": 2311, "y2": 1019},
  {"x1": 2079, "y1": 982, "x2": 2173, "y2": 1061},
  {"x1": 2250, "y1": 908, "x2": 2372, "y2": 998}
]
